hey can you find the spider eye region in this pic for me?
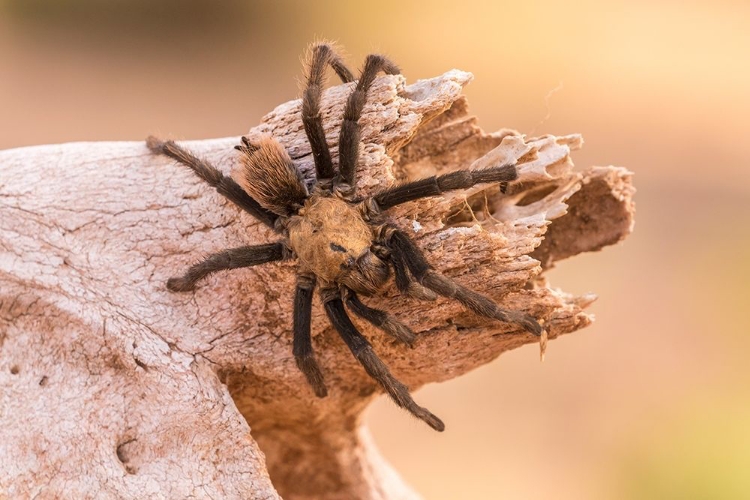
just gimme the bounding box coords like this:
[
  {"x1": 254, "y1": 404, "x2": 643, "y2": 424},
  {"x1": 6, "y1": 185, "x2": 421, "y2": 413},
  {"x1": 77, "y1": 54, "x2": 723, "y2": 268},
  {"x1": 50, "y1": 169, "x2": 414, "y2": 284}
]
[
  {"x1": 288, "y1": 197, "x2": 387, "y2": 293},
  {"x1": 330, "y1": 243, "x2": 347, "y2": 253}
]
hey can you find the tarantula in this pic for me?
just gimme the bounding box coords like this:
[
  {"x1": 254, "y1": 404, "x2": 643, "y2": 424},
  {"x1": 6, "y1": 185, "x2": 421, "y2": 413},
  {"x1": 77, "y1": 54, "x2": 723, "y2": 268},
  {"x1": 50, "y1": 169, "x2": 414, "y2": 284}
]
[{"x1": 147, "y1": 43, "x2": 542, "y2": 431}]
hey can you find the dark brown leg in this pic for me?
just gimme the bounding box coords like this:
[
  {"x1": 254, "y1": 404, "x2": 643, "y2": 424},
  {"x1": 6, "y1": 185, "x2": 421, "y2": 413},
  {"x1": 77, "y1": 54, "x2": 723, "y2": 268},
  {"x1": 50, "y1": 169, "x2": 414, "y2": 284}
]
[
  {"x1": 167, "y1": 243, "x2": 286, "y2": 292},
  {"x1": 337, "y1": 54, "x2": 400, "y2": 190},
  {"x1": 342, "y1": 288, "x2": 416, "y2": 347},
  {"x1": 322, "y1": 289, "x2": 444, "y2": 432},
  {"x1": 302, "y1": 43, "x2": 355, "y2": 182},
  {"x1": 386, "y1": 245, "x2": 437, "y2": 301},
  {"x1": 372, "y1": 164, "x2": 517, "y2": 211},
  {"x1": 383, "y1": 228, "x2": 542, "y2": 335},
  {"x1": 293, "y1": 274, "x2": 327, "y2": 397},
  {"x1": 146, "y1": 136, "x2": 278, "y2": 228}
]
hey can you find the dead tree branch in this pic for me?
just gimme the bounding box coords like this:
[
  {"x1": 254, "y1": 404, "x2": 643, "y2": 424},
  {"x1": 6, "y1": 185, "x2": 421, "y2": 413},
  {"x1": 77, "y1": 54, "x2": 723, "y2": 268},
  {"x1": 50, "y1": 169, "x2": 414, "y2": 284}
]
[{"x1": 0, "y1": 70, "x2": 634, "y2": 499}]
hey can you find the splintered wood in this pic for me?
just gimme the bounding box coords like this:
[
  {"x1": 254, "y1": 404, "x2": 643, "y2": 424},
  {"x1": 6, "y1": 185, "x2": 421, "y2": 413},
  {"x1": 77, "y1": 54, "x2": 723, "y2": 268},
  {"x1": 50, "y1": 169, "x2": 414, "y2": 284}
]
[{"x1": 0, "y1": 70, "x2": 634, "y2": 500}]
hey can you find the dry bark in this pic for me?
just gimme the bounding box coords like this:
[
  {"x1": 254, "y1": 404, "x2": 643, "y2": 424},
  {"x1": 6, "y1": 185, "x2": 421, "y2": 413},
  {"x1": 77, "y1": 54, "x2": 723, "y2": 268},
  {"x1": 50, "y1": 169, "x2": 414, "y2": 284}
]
[{"x1": 0, "y1": 70, "x2": 634, "y2": 499}]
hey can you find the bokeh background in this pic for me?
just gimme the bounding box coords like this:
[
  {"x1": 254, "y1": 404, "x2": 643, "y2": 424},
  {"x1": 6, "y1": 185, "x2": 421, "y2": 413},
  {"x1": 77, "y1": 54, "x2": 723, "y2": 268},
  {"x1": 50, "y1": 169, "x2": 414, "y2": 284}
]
[{"x1": 2, "y1": 1, "x2": 748, "y2": 498}]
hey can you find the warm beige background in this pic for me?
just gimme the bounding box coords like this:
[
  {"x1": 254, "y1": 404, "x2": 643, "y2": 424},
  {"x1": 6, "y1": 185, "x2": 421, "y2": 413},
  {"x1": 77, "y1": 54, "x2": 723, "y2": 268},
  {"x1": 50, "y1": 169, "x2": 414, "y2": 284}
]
[{"x1": 2, "y1": 1, "x2": 748, "y2": 498}]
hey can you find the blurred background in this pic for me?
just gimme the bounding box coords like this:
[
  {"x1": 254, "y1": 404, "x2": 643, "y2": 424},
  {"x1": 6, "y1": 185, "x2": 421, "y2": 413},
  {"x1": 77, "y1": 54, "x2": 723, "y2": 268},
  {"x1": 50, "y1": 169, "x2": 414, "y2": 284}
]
[{"x1": 2, "y1": 1, "x2": 748, "y2": 498}]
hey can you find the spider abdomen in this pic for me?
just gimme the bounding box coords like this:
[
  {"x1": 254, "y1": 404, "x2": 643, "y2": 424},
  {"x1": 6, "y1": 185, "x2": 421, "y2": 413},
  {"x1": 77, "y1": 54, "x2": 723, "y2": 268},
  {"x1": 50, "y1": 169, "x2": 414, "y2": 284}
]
[{"x1": 288, "y1": 196, "x2": 388, "y2": 294}]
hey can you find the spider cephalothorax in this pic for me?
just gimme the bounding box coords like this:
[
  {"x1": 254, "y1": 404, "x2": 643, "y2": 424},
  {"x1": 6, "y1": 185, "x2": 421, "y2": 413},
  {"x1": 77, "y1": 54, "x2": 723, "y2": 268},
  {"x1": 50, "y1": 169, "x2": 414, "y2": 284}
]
[
  {"x1": 294, "y1": 197, "x2": 392, "y2": 295},
  {"x1": 147, "y1": 43, "x2": 542, "y2": 431}
]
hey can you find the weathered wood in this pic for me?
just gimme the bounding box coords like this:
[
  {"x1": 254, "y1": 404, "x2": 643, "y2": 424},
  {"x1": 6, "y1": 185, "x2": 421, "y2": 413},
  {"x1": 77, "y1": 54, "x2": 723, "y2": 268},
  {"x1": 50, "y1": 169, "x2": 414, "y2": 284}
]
[{"x1": 0, "y1": 70, "x2": 634, "y2": 499}]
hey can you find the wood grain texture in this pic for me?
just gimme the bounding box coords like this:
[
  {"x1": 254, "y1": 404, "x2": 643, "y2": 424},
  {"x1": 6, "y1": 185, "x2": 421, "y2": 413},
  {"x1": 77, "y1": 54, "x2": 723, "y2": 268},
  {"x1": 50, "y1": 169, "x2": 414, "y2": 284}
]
[{"x1": 0, "y1": 70, "x2": 634, "y2": 499}]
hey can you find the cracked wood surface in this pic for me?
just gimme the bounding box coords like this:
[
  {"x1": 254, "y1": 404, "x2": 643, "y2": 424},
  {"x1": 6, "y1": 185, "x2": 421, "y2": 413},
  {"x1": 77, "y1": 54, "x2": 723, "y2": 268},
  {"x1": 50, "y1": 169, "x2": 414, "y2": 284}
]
[{"x1": 0, "y1": 70, "x2": 634, "y2": 499}]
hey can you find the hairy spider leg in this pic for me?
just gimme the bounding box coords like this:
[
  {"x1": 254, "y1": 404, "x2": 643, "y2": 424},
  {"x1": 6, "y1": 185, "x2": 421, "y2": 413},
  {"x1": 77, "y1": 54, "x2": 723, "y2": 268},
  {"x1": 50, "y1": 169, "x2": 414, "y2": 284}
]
[
  {"x1": 293, "y1": 274, "x2": 328, "y2": 397},
  {"x1": 383, "y1": 228, "x2": 543, "y2": 336},
  {"x1": 167, "y1": 243, "x2": 286, "y2": 292},
  {"x1": 146, "y1": 136, "x2": 278, "y2": 228},
  {"x1": 302, "y1": 43, "x2": 356, "y2": 182},
  {"x1": 383, "y1": 245, "x2": 438, "y2": 301},
  {"x1": 337, "y1": 54, "x2": 400, "y2": 191},
  {"x1": 372, "y1": 163, "x2": 518, "y2": 211},
  {"x1": 322, "y1": 290, "x2": 445, "y2": 432},
  {"x1": 342, "y1": 288, "x2": 416, "y2": 347}
]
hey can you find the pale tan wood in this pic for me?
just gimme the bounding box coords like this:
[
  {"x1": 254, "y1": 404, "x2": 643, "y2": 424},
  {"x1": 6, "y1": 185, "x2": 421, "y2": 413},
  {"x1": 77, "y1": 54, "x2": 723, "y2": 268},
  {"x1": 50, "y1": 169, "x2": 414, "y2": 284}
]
[{"x1": 0, "y1": 70, "x2": 634, "y2": 499}]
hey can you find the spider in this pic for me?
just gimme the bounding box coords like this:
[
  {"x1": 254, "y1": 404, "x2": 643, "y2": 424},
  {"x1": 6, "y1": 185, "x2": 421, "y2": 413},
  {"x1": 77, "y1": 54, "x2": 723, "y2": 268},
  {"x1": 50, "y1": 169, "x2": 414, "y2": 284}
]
[{"x1": 146, "y1": 43, "x2": 542, "y2": 432}]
